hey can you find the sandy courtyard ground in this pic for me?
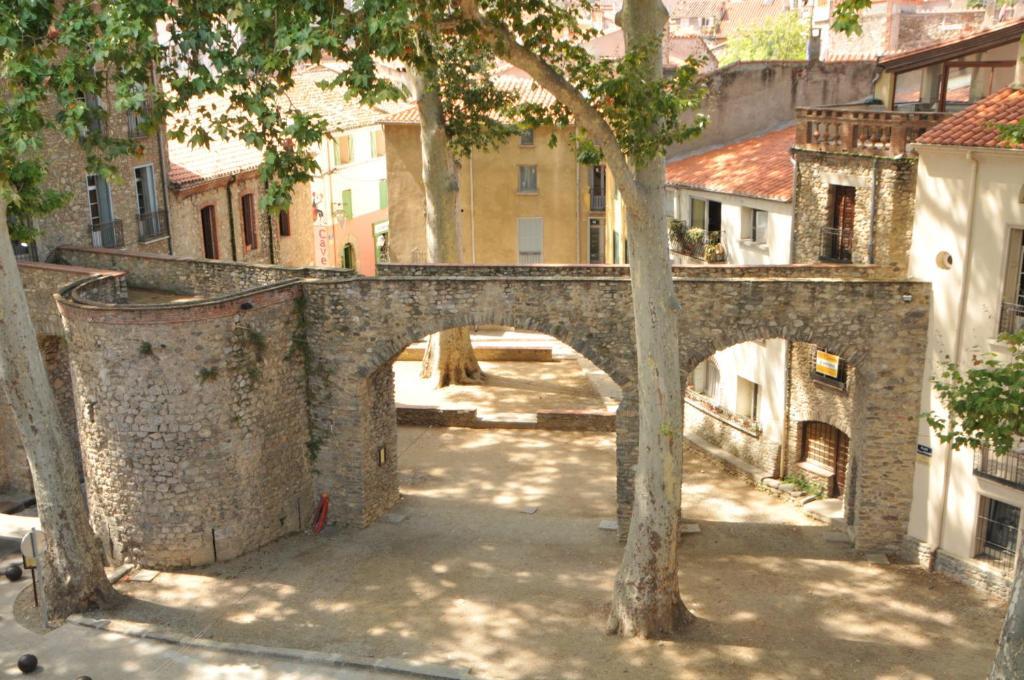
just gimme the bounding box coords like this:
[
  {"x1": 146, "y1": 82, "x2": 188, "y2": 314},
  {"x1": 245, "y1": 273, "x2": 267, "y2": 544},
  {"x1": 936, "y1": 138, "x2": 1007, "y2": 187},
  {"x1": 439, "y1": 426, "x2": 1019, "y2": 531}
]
[{"x1": 110, "y1": 425, "x2": 1003, "y2": 679}]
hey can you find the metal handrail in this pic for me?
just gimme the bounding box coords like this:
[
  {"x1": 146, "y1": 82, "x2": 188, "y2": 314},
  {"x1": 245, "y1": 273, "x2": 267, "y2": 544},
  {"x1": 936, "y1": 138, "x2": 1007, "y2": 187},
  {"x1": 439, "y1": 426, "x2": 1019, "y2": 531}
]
[
  {"x1": 820, "y1": 226, "x2": 853, "y2": 263},
  {"x1": 89, "y1": 219, "x2": 125, "y2": 249},
  {"x1": 138, "y1": 209, "x2": 169, "y2": 241}
]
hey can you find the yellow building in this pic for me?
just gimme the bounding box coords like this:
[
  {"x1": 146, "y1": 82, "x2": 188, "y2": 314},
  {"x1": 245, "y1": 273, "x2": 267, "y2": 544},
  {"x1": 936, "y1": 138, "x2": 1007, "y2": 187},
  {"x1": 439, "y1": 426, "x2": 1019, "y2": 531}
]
[{"x1": 382, "y1": 78, "x2": 620, "y2": 266}]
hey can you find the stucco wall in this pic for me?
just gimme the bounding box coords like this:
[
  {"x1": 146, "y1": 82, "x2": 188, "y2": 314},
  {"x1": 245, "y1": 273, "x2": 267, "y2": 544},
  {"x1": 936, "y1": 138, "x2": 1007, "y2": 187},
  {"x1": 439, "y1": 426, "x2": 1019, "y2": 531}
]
[
  {"x1": 384, "y1": 123, "x2": 598, "y2": 265},
  {"x1": 904, "y1": 145, "x2": 1024, "y2": 593}
]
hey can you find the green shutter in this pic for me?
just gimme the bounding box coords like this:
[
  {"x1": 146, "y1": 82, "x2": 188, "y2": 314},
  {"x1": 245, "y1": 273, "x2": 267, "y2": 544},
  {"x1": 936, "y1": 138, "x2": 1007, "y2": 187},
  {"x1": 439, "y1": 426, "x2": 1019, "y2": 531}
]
[
  {"x1": 342, "y1": 189, "x2": 353, "y2": 219},
  {"x1": 378, "y1": 180, "x2": 388, "y2": 209}
]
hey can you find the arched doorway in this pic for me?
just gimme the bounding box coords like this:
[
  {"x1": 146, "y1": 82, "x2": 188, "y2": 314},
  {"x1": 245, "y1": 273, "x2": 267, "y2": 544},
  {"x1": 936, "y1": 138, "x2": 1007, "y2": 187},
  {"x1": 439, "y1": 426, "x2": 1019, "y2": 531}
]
[{"x1": 798, "y1": 421, "x2": 850, "y2": 498}]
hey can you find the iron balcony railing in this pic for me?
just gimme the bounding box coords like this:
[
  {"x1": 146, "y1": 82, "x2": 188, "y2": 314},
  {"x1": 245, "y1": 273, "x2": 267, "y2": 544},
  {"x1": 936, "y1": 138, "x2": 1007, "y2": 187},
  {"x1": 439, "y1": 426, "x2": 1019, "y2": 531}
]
[
  {"x1": 975, "y1": 496, "x2": 1021, "y2": 574},
  {"x1": 138, "y1": 209, "x2": 169, "y2": 241},
  {"x1": 999, "y1": 301, "x2": 1024, "y2": 335},
  {"x1": 820, "y1": 226, "x2": 853, "y2": 263},
  {"x1": 795, "y1": 106, "x2": 949, "y2": 157},
  {"x1": 90, "y1": 219, "x2": 125, "y2": 249},
  {"x1": 975, "y1": 447, "x2": 1024, "y2": 492},
  {"x1": 590, "y1": 193, "x2": 606, "y2": 212},
  {"x1": 518, "y1": 251, "x2": 543, "y2": 265}
]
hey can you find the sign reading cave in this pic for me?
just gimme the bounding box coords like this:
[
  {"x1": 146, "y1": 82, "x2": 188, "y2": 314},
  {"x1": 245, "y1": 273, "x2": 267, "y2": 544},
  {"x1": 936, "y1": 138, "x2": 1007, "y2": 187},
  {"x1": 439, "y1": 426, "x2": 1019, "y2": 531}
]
[{"x1": 815, "y1": 350, "x2": 841, "y2": 379}]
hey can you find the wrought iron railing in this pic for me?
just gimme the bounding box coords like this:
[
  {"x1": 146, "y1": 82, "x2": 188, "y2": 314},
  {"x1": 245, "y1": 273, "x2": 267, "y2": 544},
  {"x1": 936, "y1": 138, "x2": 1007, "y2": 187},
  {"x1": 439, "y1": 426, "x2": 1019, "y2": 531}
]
[
  {"x1": 795, "y1": 106, "x2": 948, "y2": 156},
  {"x1": 975, "y1": 447, "x2": 1024, "y2": 491},
  {"x1": 138, "y1": 209, "x2": 169, "y2": 241},
  {"x1": 590, "y1": 193, "x2": 606, "y2": 212},
  {"x1": 90, "y1": 219, "x2": 124, "y2": 249},
  {"x1": 999, "y1": 301, "x2": 1024, "y2": 335},
  {"x1": 820, "y1": 226, "x2": 853, "y2": 263}
]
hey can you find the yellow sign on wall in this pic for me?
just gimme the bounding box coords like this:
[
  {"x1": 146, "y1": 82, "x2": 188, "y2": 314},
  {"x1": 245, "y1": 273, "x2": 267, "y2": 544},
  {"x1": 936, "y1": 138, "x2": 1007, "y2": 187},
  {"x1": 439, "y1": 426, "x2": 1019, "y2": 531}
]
[{"x1": 815, "y1": 350, "x2": 841, "y2": 379}]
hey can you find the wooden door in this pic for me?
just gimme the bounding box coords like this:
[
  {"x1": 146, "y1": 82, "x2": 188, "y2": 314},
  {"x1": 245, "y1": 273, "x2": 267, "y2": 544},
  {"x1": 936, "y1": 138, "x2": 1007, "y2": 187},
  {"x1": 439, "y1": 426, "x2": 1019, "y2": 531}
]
[{"x1": 829, "y1": 185, "x2": 855, "y2": 261}]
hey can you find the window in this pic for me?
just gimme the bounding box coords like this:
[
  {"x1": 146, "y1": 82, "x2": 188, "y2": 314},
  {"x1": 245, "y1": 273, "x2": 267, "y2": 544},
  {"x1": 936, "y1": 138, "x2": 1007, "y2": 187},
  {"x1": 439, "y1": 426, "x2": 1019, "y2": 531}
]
[
  {"x1": 134, "y1": 165, "x2": 163, "y2": 240},
  {"x1": 813, "y1": 346, "x2": 847, "y2": 387},
  {"x1": 520, "y1": 128, "x2": 535, "y2": 146},
  {"x1": 518, "y1": 165, "x2": 538, "y2": 193},
  {"x1": 341, "y1": 189, "x2": 353, "y2": 219},
  {"x1": 744, "y1": 208, "x2": 768, "y2": 242},
  {"x1": 374, "y1": 221, "x2": 390, "y2": 263},
  {"x1": 241, "y1": 193, "x2": 257, "y2": 250},
  {"x1": 691, "y1": 359, "x2": 720, "y2": 404},
  {"x1": 690, "y1": 197, "x2": 707, "y2": 229},
  {"x1": 331, "y1": 135, "x2": 352, "y2": 167},
  {"x1": 976, "y1": 496, "x2": 1020, "y2": 572},
  {"x1": 517, "y1": 217, "x2": 543, "y2": 264},
  {"x1": 126, "y1": 100, "x2": 150, "y2": 139},
  {"x1": 588, "y1": 218, "x2": 605, "y2": 263},
  {"x1": 589, "y1": 165, "x2": 605, "y2": 211},
  {"x1": 87, "y1": 174, "x2": 120, "y2": 248},
  {"x1": 736, "y1": 377, "x2": 759, "y2": 420},
  {"x1": 200, "y1": 206, "x2": 218, "y2": 259},
  {"x1": 378, "y1": 180, "x2": 389, "y2": 210},
  {"x1": 800, "y1": 421, "x2": 850, "y2": 496},
  {"x1": 370, "y1": 129, "x2": 385, "y2": 158},
  {"x1": 824, "y1": 185, "x2": 855, "y2": 262},
  {"x1": 690, "y1": 197, "x2": 721, "y2": 240},
  {"x1": 77, "y1": 91, "x2": 105, "y2": 136},
  {"x1": 278, "y1": 209, "x2": 291, "y2": 237},
  {"x1": 1000, "y1": 228, "x2": 1024, "y2": 334},
  {"x1": 342, "y1": 243, "x2": 356, "y2": 269}
]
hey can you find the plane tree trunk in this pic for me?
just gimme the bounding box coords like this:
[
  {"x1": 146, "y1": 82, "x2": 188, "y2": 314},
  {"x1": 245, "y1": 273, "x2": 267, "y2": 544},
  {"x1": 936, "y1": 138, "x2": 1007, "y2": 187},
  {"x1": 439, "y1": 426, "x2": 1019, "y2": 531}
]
[
  {"x1": 0, "y1": 200, "x2": 118, "y2": 622},
  {"x1": 407, "y1": 65, "x2": 484, "y2": 388},
  {"x1": 458, "y1": 0, "x2": 692, "y2": 637},
  {"x1": 990, "y1": 562, "x2": 1024, "y2": 679}
]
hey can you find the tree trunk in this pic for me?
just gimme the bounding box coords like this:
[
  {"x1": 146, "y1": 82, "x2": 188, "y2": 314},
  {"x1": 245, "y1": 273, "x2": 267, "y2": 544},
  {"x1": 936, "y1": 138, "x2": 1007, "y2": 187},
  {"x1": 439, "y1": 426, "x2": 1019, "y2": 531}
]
[
  {"x1": 407, "y1": 64, "x2": 483, "y2": 387},
  {"x1": 605, "y1": 0, "x2": 693, "y2": 638},
  {"x1": 0, "y1": 201, "x2": 118, "y2": 621},
  {"x1": 990, "y1": 562, "x2": 1024, "y2": 679}
]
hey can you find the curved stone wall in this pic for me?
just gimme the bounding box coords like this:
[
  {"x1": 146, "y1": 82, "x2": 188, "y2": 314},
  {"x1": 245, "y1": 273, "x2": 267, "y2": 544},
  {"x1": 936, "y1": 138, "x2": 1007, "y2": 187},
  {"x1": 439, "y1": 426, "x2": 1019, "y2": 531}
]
[{"x1": 58, "y1": 280, "x2": 312, "y2": 568}]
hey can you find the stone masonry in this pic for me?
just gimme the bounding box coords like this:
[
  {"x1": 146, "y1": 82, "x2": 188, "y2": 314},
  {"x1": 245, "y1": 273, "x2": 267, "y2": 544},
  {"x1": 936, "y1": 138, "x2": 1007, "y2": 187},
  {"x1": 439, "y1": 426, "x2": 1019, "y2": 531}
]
[{"x1": 34, "y1": 249, "x2": 929, "y2": 568}]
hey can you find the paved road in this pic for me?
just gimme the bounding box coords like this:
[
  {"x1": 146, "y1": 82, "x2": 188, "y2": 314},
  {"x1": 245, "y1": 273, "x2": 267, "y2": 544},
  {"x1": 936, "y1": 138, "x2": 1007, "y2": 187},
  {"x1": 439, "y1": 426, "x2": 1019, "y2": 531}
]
[{"x1": 0, "y1": 548, "x2": 403, "y2": 679}]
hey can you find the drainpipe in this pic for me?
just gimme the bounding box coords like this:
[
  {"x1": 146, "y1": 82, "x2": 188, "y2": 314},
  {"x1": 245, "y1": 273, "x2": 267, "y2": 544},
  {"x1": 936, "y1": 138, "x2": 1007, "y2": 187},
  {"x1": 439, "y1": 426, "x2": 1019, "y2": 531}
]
[
  {"x1": 933, "y1": 150, "x2": 980, "y2": 559},
  {"x1": 226, "y1": 175, "x2": 239, "y2": 261},
  {"x1": 788, "y1": 154, "x2": 799, "y2": 264},
  {"x1": 264, "y1": 182, "x2": 276, "y2": 265},
  {"x1": 867, "y1": 157, "x2": 880, "y2": 264}
]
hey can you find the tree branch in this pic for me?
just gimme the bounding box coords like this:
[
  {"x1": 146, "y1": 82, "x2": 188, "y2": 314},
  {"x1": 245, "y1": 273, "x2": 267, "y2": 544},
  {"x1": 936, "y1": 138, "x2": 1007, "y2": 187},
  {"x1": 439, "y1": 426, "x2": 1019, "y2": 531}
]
[{"x1": 455, "y1": 0, "x2": 640, "y2": 206}]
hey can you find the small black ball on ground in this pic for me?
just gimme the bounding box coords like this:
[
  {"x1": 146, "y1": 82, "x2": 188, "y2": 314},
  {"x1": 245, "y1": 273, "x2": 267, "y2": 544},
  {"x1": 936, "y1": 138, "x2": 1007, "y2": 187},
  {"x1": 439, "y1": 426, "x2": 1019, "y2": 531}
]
[
  {"x1": 4, "y1": 564, "x2": 22, "y2": 582},
  {"x1": 17, "y1": 653, "x2": 38, "y2": 673}
]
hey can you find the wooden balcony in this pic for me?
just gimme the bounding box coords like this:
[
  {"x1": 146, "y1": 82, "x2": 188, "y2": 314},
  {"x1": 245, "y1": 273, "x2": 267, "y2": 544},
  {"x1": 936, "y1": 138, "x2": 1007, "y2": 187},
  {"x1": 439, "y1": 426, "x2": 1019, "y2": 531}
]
[{"x1": 795, "y1": 106, "x2": 949, "y2": 157}]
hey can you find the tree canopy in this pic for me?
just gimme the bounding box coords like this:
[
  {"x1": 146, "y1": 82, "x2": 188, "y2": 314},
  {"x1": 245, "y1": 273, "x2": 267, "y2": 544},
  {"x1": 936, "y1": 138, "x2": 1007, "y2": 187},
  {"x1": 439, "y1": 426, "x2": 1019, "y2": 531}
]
[{"x1": 720, "y1": 10, "x2": 809, "y2": 66}]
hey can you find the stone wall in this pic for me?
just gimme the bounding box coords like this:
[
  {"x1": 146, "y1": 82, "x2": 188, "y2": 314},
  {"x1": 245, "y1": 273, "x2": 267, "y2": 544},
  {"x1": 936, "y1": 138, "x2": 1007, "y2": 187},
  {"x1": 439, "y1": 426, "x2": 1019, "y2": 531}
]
[
  {"x1": 58, "y1": 283, "x2": 312, "y2": 568},
  {"x1": 56, "y1": 246, "x2": 349, "y2": 296},
  {"x1": 900, "y1": 536, "x2": 1014, "y2": 600},
  {"x1": 668, "y1": 61, "x2": 879, "y2": 160},
  {"x1": 54, "y1": 258, "x2": 931, "y2": 565},
  {"x1": 29, "y1": 94, "x2": 172, "y2": 261},
  {"x1": 792, "y1": 150, "x2": 918, "y2": 273},
  {"x1": 378, "y1": 262, "x2": 901, "y2": 280},
  {"x1": 168, "y1": 174, "x2": 316, "y2": 268},
  {"x1": 683, "y1": 397, "x2": 780, "y2": 476},
  {"x1": 17, "y1": 262, "x2": 127, "y2": 336}
]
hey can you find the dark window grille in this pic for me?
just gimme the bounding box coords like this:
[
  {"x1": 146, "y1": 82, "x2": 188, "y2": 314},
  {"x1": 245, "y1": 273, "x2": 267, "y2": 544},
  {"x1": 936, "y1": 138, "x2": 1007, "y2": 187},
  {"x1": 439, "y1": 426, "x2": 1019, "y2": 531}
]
[
  {"x1": 137, "y1": 209, "x2": 168, "y2": 241},
  {"x1": 975, "y1": 496, "x2": 1020, "y2": 573},
  {"x1": 822, "y1": 185, "x2": 855, "y2": 262},
  {"x1": 12, "y1": 240, "x2": 38, "y2": 262},
  {"x1": 974, "y1": 446, "x2": 1024, "y2": 491},
  {"x1": 999, "y1": 301, "x2": 1024, "y2": 334}
]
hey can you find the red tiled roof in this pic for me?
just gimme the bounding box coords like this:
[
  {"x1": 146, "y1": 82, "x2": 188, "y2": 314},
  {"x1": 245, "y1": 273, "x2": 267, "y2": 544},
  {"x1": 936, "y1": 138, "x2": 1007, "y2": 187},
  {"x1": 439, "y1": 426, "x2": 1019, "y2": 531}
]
[
  {"x1": 382, "y1": 75, "x2": 559, "y2": 126},
  {"x1": 915, "y1": 87, "x2": 1024, "y2": 149},
  {"x1": 167, "y1": 95, "x2": 265, "y2": 190},
  {"x1": 665, "y1": 126, "x2": 796, "y2": 201},
  {"x1": 285, "y1": 67, "x2": 404, "y2": 130},
  {"x1": 718, "y1": 0, "x2": 791, "y2": 39}
]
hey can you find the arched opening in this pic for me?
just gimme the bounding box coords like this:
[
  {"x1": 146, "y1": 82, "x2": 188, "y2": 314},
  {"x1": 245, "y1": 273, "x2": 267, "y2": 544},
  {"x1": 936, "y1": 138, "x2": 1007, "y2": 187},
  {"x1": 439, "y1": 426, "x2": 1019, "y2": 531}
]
[{"x1": 683, "y1": 336, "x2": 863, "y2": 532}]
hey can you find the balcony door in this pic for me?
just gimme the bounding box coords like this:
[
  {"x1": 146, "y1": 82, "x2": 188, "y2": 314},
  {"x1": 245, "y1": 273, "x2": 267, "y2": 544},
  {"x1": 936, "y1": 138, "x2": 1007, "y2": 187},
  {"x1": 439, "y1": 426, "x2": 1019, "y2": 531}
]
[
  {"x1": 134, "y1": 165, "x2": 160, "y2": 239},
  {"x1": 517, "y1": 217, "x2": 543, "y2": 264},
  {"x1": 87, "y1": 174, "x2": 115, "y2": 247},
  {"x1": 826, "y1": 185, "x2": 855, "y2": 262}
]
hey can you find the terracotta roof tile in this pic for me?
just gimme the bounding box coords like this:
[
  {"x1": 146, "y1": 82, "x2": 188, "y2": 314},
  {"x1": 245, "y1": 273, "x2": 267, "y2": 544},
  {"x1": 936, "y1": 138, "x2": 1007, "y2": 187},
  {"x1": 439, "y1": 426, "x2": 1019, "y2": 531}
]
[
  {"x1": 915, "y1": 87, "x2": 1024, "y2": 149},
  {"x1": 586, "y1": 29, "x2": 718, "y2": 70},
  {"x1": 666, "y1": 126, "x2": 796, "y2": 201}
]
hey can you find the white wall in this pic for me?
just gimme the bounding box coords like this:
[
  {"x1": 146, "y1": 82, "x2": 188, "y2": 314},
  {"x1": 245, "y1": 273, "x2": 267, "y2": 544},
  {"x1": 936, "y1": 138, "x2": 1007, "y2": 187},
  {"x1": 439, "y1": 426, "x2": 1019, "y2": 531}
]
[
  {"x1": 674, "y1": 187, "x2": 793, "y2": 448},
  {"x1": 906, "y1": 145, "x2": 1024, "y2": 563},
  {"x1": 311, "y1": 125, "x2": 388, "y2": 225}
]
